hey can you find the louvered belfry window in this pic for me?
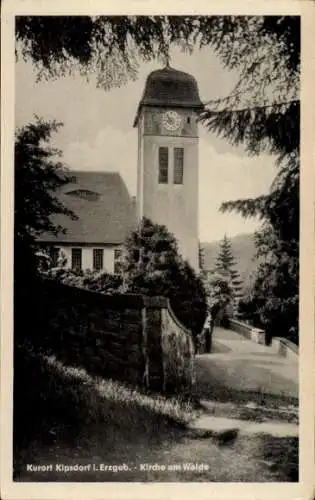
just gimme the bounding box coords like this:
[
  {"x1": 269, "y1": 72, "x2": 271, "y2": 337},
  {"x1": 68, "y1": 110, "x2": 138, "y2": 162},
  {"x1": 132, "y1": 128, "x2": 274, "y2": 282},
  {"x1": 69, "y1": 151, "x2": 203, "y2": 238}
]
[
  {"x1": 174, "y1": 147, "x2": 184, "y2": 184},
  {"x1": 158, "y1": 147, "x2": 168, "y2": 184}
]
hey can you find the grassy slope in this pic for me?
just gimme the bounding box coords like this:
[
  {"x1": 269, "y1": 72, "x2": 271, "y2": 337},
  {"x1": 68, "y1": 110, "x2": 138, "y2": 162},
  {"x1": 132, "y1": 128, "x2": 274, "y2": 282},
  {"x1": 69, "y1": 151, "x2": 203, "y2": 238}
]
[{"x1": 14, "y1": 348, "x2": 298, "y2": 482}]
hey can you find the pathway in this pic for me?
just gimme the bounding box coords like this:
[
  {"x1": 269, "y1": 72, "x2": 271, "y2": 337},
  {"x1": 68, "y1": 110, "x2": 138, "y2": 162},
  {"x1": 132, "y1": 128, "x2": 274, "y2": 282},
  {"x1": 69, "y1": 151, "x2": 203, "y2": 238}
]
[{"x1": 195, "y1": 326, "x2": 298, "y2": 404}]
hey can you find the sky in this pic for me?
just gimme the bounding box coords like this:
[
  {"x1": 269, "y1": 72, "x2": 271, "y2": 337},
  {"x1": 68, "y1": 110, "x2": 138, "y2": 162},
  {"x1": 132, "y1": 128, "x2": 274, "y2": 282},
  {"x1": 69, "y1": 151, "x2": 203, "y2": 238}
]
[{"x1": 15, "y1": 45, "x2": 277, "y2": 242}]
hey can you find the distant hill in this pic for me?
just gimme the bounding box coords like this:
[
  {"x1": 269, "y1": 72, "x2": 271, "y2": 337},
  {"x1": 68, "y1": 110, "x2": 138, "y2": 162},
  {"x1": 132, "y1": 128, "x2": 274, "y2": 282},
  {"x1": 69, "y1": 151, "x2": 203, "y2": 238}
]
[{"x1": 200, "y1": 233, "x2": 258, "y2": 292}]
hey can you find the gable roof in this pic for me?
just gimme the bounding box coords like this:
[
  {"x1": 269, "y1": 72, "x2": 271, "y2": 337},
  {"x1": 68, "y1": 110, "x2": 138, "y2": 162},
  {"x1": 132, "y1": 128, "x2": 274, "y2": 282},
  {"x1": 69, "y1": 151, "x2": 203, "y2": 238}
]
[{"x1": 38, "y1": 171, "x2": 137, "y2": 245}]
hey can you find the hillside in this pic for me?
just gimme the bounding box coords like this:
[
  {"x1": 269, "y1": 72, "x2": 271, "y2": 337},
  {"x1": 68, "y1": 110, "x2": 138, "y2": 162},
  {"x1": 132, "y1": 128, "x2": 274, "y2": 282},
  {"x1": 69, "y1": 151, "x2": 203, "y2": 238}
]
[{"x1": 200, "y1": 233, "x2": 258, "y2": 292}]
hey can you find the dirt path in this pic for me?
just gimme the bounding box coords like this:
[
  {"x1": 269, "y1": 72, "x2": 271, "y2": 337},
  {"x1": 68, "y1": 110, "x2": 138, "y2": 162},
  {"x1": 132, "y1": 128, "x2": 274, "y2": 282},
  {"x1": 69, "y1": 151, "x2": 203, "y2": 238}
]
[
  {"x1": 15, "y1": 425, "x2": 298, "y2": 482},
  {"x1": 195, "y1": 327, "x2": 298, "y2": 404}
]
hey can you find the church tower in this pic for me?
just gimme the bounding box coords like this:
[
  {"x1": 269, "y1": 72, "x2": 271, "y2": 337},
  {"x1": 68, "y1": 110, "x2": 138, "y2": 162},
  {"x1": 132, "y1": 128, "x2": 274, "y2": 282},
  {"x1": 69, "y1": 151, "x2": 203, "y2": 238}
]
[{"x1": 133, "y1": 66, "x2": 203, "y2": 272}]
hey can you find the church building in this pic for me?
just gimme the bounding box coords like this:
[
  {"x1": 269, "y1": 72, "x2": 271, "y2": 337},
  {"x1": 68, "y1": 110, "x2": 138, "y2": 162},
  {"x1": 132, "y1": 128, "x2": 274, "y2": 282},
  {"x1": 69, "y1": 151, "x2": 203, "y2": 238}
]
[{"x1": 38, "y1": 66, "x2": 203, "y2": 273}]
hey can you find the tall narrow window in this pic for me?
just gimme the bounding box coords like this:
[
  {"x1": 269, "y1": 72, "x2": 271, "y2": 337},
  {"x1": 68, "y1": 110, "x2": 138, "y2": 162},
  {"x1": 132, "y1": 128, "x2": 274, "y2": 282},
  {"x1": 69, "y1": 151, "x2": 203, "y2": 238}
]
[
  {"x1": 114, "y1": 248, "x2": 122, "y2": 274},
  {"x1": 174, "y1": 147, "x2": 184, "y2": 184},
  {"x1": 158, "y1": 147, "x2": 168, "y2": 184},
  {"x1": 71, "y1": 248, "x2": 82, "y2": 271},
  {"x1": 93, "y1": 249, "x2": 104, "y2": 271},
  {"x1": 50, "y1": 247, "x2": 60, "y2": 267}
]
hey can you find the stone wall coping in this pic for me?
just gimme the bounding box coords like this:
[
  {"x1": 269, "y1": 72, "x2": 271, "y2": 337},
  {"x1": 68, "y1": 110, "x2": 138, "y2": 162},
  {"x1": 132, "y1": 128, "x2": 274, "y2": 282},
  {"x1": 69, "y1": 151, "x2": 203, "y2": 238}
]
[
  {"x1": 143, "y1": 296, "x2": 192, "y2": 336},
  {"x1": 229, "y1": 318, "x2": 264, "y2": 343},
  {"x1": 230, "y1": 318, "x2": 252, "y2": 328},
  {"x1": 272, "y1": 336, "x2": 299, "y2": 355},
  {"x1": 165, "y1": 301, "x2": 192, "y2": 337},
  {"x1": 143, "y1": 296, "x2": 169, "y2": 308},
  {"x1": 43, "y1": 278, "x2": 144, "y2": 309},
  {"x1": 230, "y1": 318, "x2": 299, "y2": 356}
]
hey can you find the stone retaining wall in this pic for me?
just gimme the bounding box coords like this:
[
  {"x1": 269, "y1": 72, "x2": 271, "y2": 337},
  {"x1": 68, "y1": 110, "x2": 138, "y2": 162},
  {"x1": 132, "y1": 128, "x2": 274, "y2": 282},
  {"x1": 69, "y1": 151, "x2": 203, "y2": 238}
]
[
  {"x1": 270, "y1": 337, "x2": 299, "y2": 361},
  {"x1": 229, "y1": 318, "x2": 299, "y2": 359},
  {"x1": 229, "y1": 318, "x2": 266, "y2": 345},
  {"x1": 33, "y1": 279, "x2": 195, "y2": 394}
]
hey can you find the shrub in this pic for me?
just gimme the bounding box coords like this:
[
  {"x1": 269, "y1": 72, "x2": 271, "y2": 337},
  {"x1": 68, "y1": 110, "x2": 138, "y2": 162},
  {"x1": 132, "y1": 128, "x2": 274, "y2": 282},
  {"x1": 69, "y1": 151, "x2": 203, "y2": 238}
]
[
  {"x1": 121, "y1": 218, "x2": 207, "y2": 346},
  {"x1": 46, "y1": 267, "x2": 124, "y2": 294},
  {"x1": 201, "y1": 271, "x2": 234, "y2": 327}
]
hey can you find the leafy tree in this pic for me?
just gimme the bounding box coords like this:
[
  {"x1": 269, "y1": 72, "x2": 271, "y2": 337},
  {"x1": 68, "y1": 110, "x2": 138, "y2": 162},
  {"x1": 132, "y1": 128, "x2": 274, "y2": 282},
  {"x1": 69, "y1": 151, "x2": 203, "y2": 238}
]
[
  {"x1": 15, "y1": 118, "x2": 76, "y2": 259},
  {"x1": 121, "y1": 218, "x2": 207, "y2": 347},
  {"x1": 14, "y1": 118, "x2": 76, "y2": 338},
  {"x1": 202, "y1": 271, "x2": 234, "y2": 325},
  {"x1": 199, "y1": 270, "x2": 234, "y2": 352},
  {"x1": 213, "y1": 234, "x2": 243, "y2": 310}
]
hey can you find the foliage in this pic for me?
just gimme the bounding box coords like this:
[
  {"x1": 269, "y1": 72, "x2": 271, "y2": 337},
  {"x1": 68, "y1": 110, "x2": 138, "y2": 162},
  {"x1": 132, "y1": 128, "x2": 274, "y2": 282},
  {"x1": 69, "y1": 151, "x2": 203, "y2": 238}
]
[
  {"x1": 16, "y1": 17, "x2": 299, "y2": 97},
  {"x1": 16, "y1": 16, "x2": 170, "y2": 89},
  {"x1": 199, "y1": 17, "x2": 299, "y2": 159},
  {"x1": 199, "y1": 17, "x2": 299, "y2": 342},
  {"x1": 44, "y1": 266, "x2": 124, "y2": 294},
  {"x1": 201, "y1": 271, "x2": 234, "y2": 322},
  {"x1": 198, "y1": 241, "x2": 205, "y2": 271},
  {"x1": 16, "y1": 16, "x2": 299, "y2": 158},
  {"x1": 224, "y1": 151, "x2": 299, "y2": 342},
  {"x1": 14, "y1": 118, "x2": 76, "y2": 339},
  {"x1": 221, "y1": 152, "x2": 299, "y2": 252},
  {"x1": 238, "y1": 224, "x2": 299, "y2": 344},
  {"x1": 202, "y1": 18, "x2": 299, "y2": 343},
  {"x1": 121, "y1": 218, "x2": 207, "y2": 344},
  {"x1": 15, "y1": 118, "x2": 76, "y2": 246},
  {"x1": 15, "y1": 118, "x2": 76, "y2": 282},
  {"x1": 213, "y1": 234, "x2": 243, "y2": 308}
]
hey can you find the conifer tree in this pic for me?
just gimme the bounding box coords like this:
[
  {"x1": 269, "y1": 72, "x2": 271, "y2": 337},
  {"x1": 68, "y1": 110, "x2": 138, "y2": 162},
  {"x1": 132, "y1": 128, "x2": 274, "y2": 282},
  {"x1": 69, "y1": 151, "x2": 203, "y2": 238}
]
[
  {"x1": 214, "y1": 235, "x2": 243, "y2": 310},
  {"x1": 198, "y1": 242, "x2": 205, "y2": 272}
]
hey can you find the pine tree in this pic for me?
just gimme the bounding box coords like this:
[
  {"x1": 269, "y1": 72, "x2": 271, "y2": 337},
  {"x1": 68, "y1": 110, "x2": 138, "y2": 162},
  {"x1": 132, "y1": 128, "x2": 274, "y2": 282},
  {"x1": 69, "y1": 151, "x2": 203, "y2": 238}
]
[
  {"x1": 198, "y1": 242, "x2": 205, "y2": 272},
  {"x1": 214, "y1": 235, "x2": 243, "y2": 311}
]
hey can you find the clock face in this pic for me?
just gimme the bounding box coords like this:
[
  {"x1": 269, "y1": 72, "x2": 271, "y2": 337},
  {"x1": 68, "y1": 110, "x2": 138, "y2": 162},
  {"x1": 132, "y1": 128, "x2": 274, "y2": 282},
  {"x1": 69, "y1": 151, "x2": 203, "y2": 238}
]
[{"x1": 162, "y1": 111, "x2": 181, "y2": 131}]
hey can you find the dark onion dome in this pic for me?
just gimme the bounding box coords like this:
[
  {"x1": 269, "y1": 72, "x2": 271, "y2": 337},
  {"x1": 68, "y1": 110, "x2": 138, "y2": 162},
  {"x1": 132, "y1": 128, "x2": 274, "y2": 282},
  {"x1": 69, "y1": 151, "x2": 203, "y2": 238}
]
[{"x1": 133, "y1": 66, "x2": 204, "y2": 126}]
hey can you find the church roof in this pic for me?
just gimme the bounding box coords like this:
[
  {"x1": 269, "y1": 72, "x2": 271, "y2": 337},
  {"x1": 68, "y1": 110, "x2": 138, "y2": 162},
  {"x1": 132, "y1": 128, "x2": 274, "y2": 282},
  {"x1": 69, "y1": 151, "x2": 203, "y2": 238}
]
[
  {"x1": 38, "y1": 171, "x2": 137, "y2": 245},
  {"x1": 133, "y1": 66, "x2": 204, "y2": 126}
]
